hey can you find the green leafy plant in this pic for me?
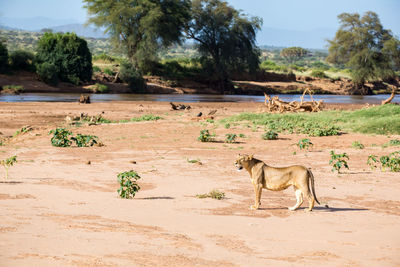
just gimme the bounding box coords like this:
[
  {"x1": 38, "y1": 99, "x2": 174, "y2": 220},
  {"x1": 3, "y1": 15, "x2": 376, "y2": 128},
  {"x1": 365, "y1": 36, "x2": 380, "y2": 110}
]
[
  {"x1": 297, "y1": 138, "x2": 313, "y2": 150},
  {"x1": 187, "y1": 158, "x2": 201, "y2": 164},
  {"x1": 225, "y1": 133, "x2": 237, "y2": 143},
  {"x1": 380, "y1": 151, "x2": 400, "y2": 172},
  {"x1": 70, "y1": 134, "x2": 98, "y2": 147},
  {"x1": 389, "y1": 139, "x2": 400, "y2": 146},
  {"x1": 117, "y1": 170, "x2": 141, "y2": 199},
  {"x1": 13, "y1": 125, "x2": 33, "y2": 137},
  {"x1": 2, "y1": 85, "x2": 24, "y2": 94},
  {"x1": 329, "y1": 150, "x2": 349, "y2": 173},
  {"x1": 224, "y1": 123, "x2": 231, "y2": 129},
  {"x1": 206, "y1": 118, "x2": 214, "y2": 123},
  {"x1": 198, "y1": 129, "x2": 212, "y2": 142},
  {"x1": 1, "y1": 155, "x2": 17, "y2": 179},
  {"x1": 196, "y1": 189, "x2": 225, "y2": 200},
  {"x1": 367, "y1": 155, "x2": 378, "y2": 170},
  {"x1": 49, "y1": 128, "x2": 72, "y2": 147},
  {"x1": 262, "y1": 130, "x2": 278, "y2": 140},
  {"x1": 239, "y1": 133, "x2": 246, "y2": 138},
  {"x1": 352, "y1": 141, "x2": 365, "y2": 149}
]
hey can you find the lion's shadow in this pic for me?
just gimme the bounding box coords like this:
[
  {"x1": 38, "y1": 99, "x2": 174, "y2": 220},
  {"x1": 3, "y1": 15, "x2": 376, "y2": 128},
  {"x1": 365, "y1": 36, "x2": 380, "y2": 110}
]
[{"x1": 257, "y1": 206, "x2": 368, "y2": 212}]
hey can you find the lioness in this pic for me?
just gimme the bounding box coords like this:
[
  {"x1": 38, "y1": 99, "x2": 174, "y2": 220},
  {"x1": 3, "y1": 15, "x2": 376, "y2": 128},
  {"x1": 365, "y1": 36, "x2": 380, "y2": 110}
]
[{"x1": 235, "y1": 154, "x2": 320, "y2": 211}]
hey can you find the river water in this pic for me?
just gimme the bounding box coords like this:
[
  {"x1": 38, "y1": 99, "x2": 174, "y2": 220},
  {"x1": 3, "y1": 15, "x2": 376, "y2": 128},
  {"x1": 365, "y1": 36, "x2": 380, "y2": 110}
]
[{"x1": 0, "y1": 93, "x2": 399, "y2": 104}]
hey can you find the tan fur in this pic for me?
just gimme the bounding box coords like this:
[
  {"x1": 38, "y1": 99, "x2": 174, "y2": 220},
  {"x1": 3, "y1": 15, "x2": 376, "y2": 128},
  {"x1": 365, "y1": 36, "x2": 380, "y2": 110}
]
[{"x1": 235, "y1": 154, "x2": 320, "y2": 211}]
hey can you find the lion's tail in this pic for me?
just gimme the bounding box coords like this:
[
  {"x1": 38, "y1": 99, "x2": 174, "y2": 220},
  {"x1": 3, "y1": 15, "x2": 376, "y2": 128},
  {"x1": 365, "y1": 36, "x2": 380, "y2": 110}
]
[{"x1": 307, "y1": 169, "x2": 320, "y2": 205}]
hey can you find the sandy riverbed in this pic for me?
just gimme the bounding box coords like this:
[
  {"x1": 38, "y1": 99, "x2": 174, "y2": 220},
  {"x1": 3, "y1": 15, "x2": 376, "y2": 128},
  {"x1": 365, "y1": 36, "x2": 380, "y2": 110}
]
[{"x1": 0, "y1": 101, "x2": 399, "y2": 266}]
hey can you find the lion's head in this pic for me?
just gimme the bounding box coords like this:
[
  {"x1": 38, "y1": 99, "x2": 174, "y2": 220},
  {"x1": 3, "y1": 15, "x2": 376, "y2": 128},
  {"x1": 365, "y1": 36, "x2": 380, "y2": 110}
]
[{"x1": 235, "y1": 154, "x2": 253, "y2": 171}]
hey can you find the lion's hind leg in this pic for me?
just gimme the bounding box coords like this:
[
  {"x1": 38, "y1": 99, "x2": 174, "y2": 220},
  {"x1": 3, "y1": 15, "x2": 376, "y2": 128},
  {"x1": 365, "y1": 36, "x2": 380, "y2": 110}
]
[
  {"x1": 306, "y1": 192, "x2": 315, "y2": 212},
  {"x1": 288, "y1": 188, "x2": 303, "y2": 211}
]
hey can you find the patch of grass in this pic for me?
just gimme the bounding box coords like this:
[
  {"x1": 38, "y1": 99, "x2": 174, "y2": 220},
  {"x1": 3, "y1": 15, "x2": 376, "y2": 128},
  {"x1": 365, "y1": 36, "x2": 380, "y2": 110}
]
[
  {"x1": 129, "y1": 114, "x2": 162, "y2": 122},
  {"x1": 224, "y1": 123, "x2": 231, "y2": 129},
  {"x1": 13, "y1": 126, "x2": 33, "y2": 137},
  {"x1": 196, "y1": 189, "x2": 225, "y2": 200},
  {"x1": 239, "y1": 133, "x2": 246, "y2": 138},
  {"x1": 352, "y1": 141, "x2": 365, "y2": 149},
  {"x1": 198, "y1": 129, "x2": 212, "y2": 142},
  {"x1": 89, "y1": 83, "x2": 109, "y2": 93},
  {"x1": 222, "y1": 104, "x2": 400, "y2": 135},
  {"x1": 187, "y1": 158, "x2": 201, "y2": 164}
]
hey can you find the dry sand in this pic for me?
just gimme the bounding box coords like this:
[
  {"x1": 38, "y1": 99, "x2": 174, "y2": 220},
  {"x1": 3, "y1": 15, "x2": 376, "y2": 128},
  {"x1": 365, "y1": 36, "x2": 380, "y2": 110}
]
[{"x1": 0, "y1": 101, "x2": 399, "y2": 266}]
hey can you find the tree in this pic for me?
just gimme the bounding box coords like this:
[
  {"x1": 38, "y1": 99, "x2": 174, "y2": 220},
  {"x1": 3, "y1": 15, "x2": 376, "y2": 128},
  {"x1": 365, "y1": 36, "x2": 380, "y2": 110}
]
[
  {"x1": 0, "y1": 41, "x2": 9, "y2": 73},
  {"x1": 280, "y1": 47, "x2": 308, "y2": 63},
  {"x1": 35, "y1": 32, "x2": 92, "y2": 84},
  {"x1": 186, "y1": 0, "x2": 262, "y2": 92},
  {"x1": 83, "y1": 0, "x2": 191, "y2": 71},
  {"x1": 327, "y1": 11, "x2": 400, "y2": 90}
]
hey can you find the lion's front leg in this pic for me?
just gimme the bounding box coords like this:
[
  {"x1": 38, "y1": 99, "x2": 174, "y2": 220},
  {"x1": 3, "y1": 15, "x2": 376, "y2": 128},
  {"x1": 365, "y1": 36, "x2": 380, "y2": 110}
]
[{"x1": 250, "y1": 183, "x2": 262, "y2": 210}]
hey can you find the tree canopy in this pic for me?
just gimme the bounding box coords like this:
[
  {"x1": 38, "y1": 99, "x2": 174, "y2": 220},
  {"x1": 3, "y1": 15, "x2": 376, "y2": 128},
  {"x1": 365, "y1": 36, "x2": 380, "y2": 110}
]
[
  {"x1": 35, "y1": 32, "x2": 92, "y2": 84},
  {"x1": 327, "y1": 11, "x2": 400, "y2": 87},
  {"x1": 186, "y1": 0, "x2": 262, "y2": 92},
  {"x1": 280, "y1": 47, "x2": 308, "y2": 63},
  {"x1": 83, "y1": 0, "x2": 191, "y2": 70}
]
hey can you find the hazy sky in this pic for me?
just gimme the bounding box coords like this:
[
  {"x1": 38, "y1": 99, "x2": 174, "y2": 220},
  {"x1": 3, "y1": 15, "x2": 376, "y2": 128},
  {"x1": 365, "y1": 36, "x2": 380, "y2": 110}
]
[{"x1": 0, "y1": 0, "x2": 399, "y2": 34}]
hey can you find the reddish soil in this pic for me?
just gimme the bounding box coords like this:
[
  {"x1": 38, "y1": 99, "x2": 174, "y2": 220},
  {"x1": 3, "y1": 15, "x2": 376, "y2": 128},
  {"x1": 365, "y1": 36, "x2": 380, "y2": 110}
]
[{"x1": 0, "y1": 101, "x2": 399, "y2": 266}]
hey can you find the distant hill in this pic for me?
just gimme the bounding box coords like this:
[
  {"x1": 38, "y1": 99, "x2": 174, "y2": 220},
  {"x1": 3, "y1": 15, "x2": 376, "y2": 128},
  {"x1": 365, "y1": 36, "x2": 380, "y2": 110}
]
[
  {"x1": 46, "y1": 24, "x2": 107, "y2": 39},
  {"x1": 0, "y1": 16, "x2": 77, "y2": 32}
]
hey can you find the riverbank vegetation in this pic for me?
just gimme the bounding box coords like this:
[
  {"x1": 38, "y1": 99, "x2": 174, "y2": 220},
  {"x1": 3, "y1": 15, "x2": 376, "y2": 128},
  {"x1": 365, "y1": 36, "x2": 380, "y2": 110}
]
[{"x1": 0, "y1": 2, "x2": 399, "y2": 95}]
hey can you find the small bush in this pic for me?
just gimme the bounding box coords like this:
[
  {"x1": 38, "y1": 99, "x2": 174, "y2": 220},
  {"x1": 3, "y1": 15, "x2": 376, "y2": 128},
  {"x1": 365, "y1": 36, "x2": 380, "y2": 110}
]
[
  {"x1": 224, "y1": 123, "x2": 231, "y2": 129},
  {"x1": 90, "y1": 83, "x2": 109, "y2": 93},
  {"x1": 1, "y1": 155, "x2": 17, "y2": 179},
  {"x1": 13, "y1": 125, "x2": 32, "y2": 137},
  {"x1": 389, "y1": 139, "x2": 400, "y2": 146},
  {"x1": 36, "y1": 62, "x2": 58, "y2": 85},
  {"x1": 198, "y1": 129, "x2": 212, "y2": 142},
  {"x1": 329, "y1": 151, "x2": 349, "y2": 173},
  {"x1": 49, "y1": 128, "x2": 72, "y2": 147},
  {"x1": 117, "y1": 170, "x2": 141, "y2": 199},
  {"x1": 262, "y1": 130, "x2": 278, "y2": 140},
  {"x1": 368, "y1": 152, "x2": 400, "y2": 172},
  {"x1": 103, "y1": 68, "x2": 114, "y2": 76},
  {"x1": 297, "y1": 138, "x2": 313, "y2": 150},
  {"x1": 196, "y1": 189, "x2": 225, "y2": 200},
  {"x1": 352, "y1": 141, "x2": 364, "y2": 149},
  {"x1": 310, "y1": 69, "x2": 328, "y2": 78},
  {"x1": 71, "y1": 134, "x2": 98, "y2": 147},
  {"x1": 120, "y1": 61, "x2": 146, "y2": 92},
  {"x1": 2, "y1": 85, "x2": 24, "y2": 94},
  {"x1": 9, "y1": 50, "x2": 35, "y2": 71},
  {"x1": 93, "y1": 53, "x2": 115, "y2": 62},
  {"x1": 225, "y1": 134, "x2": 237, "y2": 143}
]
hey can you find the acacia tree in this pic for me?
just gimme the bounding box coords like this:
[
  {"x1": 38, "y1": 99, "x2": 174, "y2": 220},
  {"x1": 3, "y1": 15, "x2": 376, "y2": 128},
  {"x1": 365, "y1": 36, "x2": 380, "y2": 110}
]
[
  {"x1": 327, "y1": 11, "x2": 400, "y2": 91},
  {"x1": 83, "y1": 0, "x2": 191, "y2": 71},
  {"x1": 280, "y1": 47, "x2": 308, "y2": 63},
  {"x1": 186, "y1": 0, "x2": 262, "y2": 92}
]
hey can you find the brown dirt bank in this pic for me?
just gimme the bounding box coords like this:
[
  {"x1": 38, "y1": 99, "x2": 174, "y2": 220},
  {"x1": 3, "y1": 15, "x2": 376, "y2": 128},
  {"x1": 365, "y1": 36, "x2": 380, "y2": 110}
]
[
  {"x1": 0, "y1": 101, "x2": 399, "y2": 266},
  {"x1": 1, "y1": 71, "x2": 397, "y2": 96}
]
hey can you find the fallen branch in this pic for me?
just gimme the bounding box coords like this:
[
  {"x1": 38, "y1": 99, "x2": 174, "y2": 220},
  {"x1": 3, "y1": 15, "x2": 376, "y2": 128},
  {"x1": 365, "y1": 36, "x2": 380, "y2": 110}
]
[{"x1": 264, "y1": 89, "x2": 323, "y2": 113}]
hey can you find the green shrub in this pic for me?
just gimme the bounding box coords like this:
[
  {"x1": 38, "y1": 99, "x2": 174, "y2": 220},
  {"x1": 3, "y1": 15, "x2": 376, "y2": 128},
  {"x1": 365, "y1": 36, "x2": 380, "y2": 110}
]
[
  {"x1": 1, "y1": 155, "x2": 17, "y2": 179},
  {"x1": 49, "y1": 128, "x2": 72, "y2": 147},
  {"x1": 297, "y1": 138, "x2": 313, "y2": 150},
  {"x1": 117, "y1": 170, "x2": 141, "y2": 199},
  {"x1": 93, "y1": 53, "x2": 115, "y2": 62},
  {"x1": 198, "y1": 129, "x2": 212, "y2": 142},
  {"x1": 224, "y1": 123, "x2": 231, "y2": 129},
  {"x1": 9, "y1": 50, "x2": 35, "y2": 71},
  {"x1": 90, "y1": 83, "x2": 109, "y2": 93},
  {"x1": 196, "y1": 189, "x2": 225, "y2": 200},
  {"x1": 225, "y1": 133, "x2": 237, "y2": 143},
  {"x1": 0, "y1": 41, "x2": 9, "y2": 73},
  {"x1": 262, "y1": 130, "x2": 278, "y2": 140},
  {"x1": 71, "y1": 134, "x2": 98, "y2": 147},
  {"x1": 311, "y1": 61, "x2": 330, "y2": 70},
  {"x1": 119, "y1": 61, "x2": 146, "y2": 92},
  {"x1": 35, "y1": 32, "x2": 92, "y2": 84},
  {"x1": 352, "y1": 141, "x2": 364, "y2": 149},
  {"x1": 310, "y1": 69, "x2": 328, "y2": 78},
  {"x1": 36, "y1": 62, "x2": 58, "y2": 85},
  {"x1": 368, "y1": 152, "x2": 400, "y2": 172},
  {"x1": 329, "y1": 151, "x2": 349, "y2": 173},
  {"x1": 389, "y1": 139, "x2": 400, "y2": 146}
]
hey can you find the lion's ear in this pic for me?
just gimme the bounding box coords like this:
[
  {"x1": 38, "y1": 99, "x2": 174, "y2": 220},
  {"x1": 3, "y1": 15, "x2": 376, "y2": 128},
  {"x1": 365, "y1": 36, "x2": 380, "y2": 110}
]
[{"x1": 249, "y1": 154, "x2": 253, "y2": 160}]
